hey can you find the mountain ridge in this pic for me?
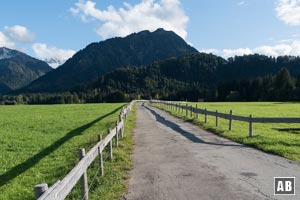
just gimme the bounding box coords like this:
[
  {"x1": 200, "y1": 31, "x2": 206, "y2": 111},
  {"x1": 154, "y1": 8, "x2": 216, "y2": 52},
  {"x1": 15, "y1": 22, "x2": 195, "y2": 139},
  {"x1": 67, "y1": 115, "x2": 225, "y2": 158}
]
[
  {"x1": 0, "y1": 47, "x2": 52, "y2": 93},
  {"x1": 19, "y1": 28, "x2": 198, "y2": 93}
]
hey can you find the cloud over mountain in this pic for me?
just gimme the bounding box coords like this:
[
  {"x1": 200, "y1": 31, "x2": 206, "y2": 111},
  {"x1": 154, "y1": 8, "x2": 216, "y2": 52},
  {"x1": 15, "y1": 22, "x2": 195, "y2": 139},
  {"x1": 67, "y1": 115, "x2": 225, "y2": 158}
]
[
  {"x1": 3, "y1": 25, "x2": 35, "y2": 43},
  {"x1": 201, "y1": 40, "x2": 300, "y2": 58},
  {"x1": 70, "y1": 0, "x2": 189, "y2": 39},
  {"x1": 0, "y1": 25, "x2": 34, "y2": 48},
  {"x1": 32, "y1": 43, "x2": 76, "y2": 68}
]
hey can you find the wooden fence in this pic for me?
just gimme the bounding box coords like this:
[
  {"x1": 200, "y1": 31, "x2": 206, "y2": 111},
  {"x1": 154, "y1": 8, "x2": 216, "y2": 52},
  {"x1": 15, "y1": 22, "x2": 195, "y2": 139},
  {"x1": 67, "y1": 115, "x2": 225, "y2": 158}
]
[
  {"x1": 150, "y1": 100, "x2": 300, "y2": 137},
  {"x1": 34, "y1": 101, "x2": 134, "y2": 200}
]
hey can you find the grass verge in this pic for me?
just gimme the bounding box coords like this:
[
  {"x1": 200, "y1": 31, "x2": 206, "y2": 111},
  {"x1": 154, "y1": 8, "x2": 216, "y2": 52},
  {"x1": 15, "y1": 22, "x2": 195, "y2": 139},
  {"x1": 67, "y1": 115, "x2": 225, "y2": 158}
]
[
  {"x1": 80, "y1": 104, "x2": 136, "y2": 200},
  {"x1": 151, "y1": 102, "x2": 300, "y2": 161}
]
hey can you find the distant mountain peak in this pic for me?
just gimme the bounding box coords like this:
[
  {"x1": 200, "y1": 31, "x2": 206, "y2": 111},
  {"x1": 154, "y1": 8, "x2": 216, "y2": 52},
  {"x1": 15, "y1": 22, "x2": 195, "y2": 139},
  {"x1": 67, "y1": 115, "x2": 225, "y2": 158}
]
[
  {"x1": 44, "y1": 58, "x2": 64, "y2": 68},
  {"x1": 0, "y1": 47, "x2": 52, "y2": 93},
  {"x1": 154, "y1": 28, "x2": 170, "y2": 33},
  {"x1": 0, "y1": 47, "x2": 15, "y2": 60}
]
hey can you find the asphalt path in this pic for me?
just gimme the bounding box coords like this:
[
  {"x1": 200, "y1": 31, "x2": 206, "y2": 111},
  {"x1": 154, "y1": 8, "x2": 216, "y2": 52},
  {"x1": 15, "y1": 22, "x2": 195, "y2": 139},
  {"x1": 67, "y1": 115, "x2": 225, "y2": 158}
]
[{"x1": 124, "y1": 104, "x2": 300, "y2": 200}]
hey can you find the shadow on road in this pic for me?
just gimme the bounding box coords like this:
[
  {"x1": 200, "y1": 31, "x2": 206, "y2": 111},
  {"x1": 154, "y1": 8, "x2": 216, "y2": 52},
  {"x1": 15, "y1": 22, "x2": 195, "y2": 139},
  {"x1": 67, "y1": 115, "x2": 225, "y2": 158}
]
[
  {"x1": 0, "y1": 105, "x2": 123, "y2": 187},
  {"x1": 144, "y1": 105, "x2": 243, "y2": 148}
]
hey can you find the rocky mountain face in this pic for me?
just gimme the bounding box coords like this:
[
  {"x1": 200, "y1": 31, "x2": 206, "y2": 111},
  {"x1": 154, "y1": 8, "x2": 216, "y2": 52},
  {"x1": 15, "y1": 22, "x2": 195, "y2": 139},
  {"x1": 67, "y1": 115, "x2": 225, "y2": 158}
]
[{"x1": 0, "y1": 47, "x2": 52, "y2": 93}]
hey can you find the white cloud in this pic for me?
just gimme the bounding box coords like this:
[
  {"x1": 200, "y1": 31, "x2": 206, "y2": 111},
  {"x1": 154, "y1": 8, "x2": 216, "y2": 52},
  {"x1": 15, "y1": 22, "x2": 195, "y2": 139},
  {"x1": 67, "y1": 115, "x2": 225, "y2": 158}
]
[
  {"x1": 201, "y1": 48, "x2": 253, "y2": 58},
  {"x1": 0, "y1": 25, "x2": 35, "y2": 49},
  {"x1": 3, "y1": 25, "x2": 34, "y2": 43},
  {"x1": 238, "y1": 1, "x2": 246, "y2": 6},
  {"x1": 254, "y1": 40, "x2": 300, "y2": 57},
  {"x1": 32, "y1": 43, "x2": 76, "y2": 68},
  {"x1": 0, "y1": 32, "x2": 15, "y2": 48},
  {"x1": 222, "y1": 48, "x2": 253, "y2": 58},
  {"x1": 276, "y1": 0, "x2": 300, "y2": 25},
  {"x1": 70, "y1": 0, "x2": 189, "y2": 39},
  {"x1": 200, "y1": 48, "x2": 220, "y2": 55},
  {"x1": 200, "y1": 40, "x2": 300, "y2": 58}
]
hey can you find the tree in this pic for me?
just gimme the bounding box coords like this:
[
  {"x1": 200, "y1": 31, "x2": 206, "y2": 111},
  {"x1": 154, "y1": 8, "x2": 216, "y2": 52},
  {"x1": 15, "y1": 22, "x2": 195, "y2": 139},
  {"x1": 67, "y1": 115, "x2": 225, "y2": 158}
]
[{"x1": 273, "y1": 68, "x2": 294, "y2": 100}]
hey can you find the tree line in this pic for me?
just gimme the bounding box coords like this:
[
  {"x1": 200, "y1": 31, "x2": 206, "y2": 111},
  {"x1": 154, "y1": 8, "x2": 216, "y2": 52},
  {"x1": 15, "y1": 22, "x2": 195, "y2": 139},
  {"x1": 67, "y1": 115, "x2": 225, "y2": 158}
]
[
  {"x1": 2, "y1": 53, "x2": 300, "y2": 104},
  {"x1": 218, "y1": 68, "x2": 300, "y2": 101}
]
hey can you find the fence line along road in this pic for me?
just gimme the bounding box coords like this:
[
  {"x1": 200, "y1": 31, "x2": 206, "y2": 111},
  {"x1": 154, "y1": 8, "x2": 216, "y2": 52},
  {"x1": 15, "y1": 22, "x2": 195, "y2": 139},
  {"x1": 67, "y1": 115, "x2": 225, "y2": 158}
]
[
  {"x1": 34, "y1": 101, "x2": 134, "y2": 200},
  {"x1": 150, "y1": 100, "x2": 300, "y2": 137}
]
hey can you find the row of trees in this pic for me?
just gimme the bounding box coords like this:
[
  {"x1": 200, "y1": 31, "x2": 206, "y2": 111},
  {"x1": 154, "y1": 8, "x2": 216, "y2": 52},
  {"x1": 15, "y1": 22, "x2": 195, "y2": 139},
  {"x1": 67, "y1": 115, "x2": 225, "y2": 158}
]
[
  {"x1": 217, "y1": 68, "x2": 300, "y2": 101},
  {"x1": 0, "y1": 91, "x2": 128, "y2": 105}
]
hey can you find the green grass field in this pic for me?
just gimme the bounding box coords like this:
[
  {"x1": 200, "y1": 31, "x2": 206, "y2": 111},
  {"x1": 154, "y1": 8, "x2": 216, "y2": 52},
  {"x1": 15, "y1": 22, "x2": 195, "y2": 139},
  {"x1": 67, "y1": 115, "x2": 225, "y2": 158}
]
[
  {"x1": 155, "y1": 102, "x2": 300, "y2": 161},
  {"x1": 0, "y1": 103, "x2": 136, "y2": 200}
]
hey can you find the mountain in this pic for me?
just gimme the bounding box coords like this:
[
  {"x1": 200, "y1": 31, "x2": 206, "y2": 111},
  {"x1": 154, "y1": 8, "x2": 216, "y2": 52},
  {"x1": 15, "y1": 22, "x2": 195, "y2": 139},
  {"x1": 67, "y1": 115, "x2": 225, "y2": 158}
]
[
  {"x1": 0, "y1": 47, "x2": 52, "y2": 93},
  {"x1": 80, "y1": 53, "x2": 225, "y2": 100},
  {"x1": 20, "y1": 28, "x2": 198, "y2": 93},
  {"x1": 4, "y1": 52, "x2": 300, "y2": 103},
  {"x1": 44, "y1": 58, "x2": 65, "y2": 68},
  {"x1": 0, "y1": 81, "x2": 11, "y2": 94}
]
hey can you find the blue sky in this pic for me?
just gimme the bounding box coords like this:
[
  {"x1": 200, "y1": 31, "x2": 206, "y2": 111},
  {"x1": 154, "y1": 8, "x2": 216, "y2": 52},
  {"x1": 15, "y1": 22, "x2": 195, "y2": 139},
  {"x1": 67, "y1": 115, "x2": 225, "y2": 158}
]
[{"x1": 1, "y1": 0, "x2": 300, "y2": 67}]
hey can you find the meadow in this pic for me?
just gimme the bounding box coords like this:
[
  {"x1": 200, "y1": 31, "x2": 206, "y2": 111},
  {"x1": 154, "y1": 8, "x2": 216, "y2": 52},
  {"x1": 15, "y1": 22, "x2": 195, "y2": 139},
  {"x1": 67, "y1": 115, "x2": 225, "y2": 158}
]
[
  {"x1": 155, "y1": 102, "x2": 300, "y2": 161},
  {"x1": 0, "y1": 103, "x2": 136, "y2": 200}
]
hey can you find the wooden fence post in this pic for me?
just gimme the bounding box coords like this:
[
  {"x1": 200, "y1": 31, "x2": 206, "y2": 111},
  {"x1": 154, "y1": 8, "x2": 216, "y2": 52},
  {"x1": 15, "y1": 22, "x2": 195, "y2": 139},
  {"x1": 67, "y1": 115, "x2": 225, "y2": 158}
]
[
  {"x1": 108, "y1": 129, "x2": 113, "y2": 160},
  {"x1": 195, "y1": 104, "x2": 198, "y2": 119},
  {"x1": 229, "y1": 110, "x2": 233, "y2": 131},
  {"x1": 181, "y1": 103, "x2": 183, "y2": 115},
  {"x1": 190, "y1": 105, "x2": 193, "y2": 118},
  {"x1": 119, "y1": 115, "x2": 124, "y2": 138},
  {"x1": 98, "y1": 134, "x2": 104, "y2": 176},
  {"x1": 115, "y1": 121, "x2": 119, "y2": 147},
  {"x1": 121, "y1": 120, "x2": 124, "y2": 138},
  {"x1": 34, "y1": 183, "x2": 48, "y2": 199},
  {"x1": 205, "y1": 108, "x2": 208, "y2": 123},
  {"x1": 186, "y1": 104, "x2": 188, "y2": 117},
  {"x1": 249, "y1": 115, "x2": 253, "y2": 137},
  {"x1": 216, "y1": 110, "x2": 218, "y2": 127},
  {"x1": 79, "y1": 148, "x2": 88, "y2": 200}
]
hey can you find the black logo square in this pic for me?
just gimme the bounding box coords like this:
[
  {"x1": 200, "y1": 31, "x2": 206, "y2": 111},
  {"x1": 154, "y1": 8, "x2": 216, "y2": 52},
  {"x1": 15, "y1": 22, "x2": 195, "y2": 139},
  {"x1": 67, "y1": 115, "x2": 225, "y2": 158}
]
[{"x1": 274, "y1": 177, "x2": 295, "y2": 195}]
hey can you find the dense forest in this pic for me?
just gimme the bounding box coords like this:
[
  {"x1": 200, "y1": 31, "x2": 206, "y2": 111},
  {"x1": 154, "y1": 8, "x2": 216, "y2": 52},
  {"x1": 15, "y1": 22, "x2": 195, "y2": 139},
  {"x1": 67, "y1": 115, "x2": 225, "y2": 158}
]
[{"x1": 2, "y1": 53, "x2": 300, "y2": 104}]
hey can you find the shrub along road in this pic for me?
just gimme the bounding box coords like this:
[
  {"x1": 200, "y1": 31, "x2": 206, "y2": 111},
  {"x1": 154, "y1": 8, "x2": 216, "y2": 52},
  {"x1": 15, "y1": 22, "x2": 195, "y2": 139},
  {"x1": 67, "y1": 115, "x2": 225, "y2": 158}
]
[{"x1": 124, "y1": 103, "x2": 300, "y2": 200}]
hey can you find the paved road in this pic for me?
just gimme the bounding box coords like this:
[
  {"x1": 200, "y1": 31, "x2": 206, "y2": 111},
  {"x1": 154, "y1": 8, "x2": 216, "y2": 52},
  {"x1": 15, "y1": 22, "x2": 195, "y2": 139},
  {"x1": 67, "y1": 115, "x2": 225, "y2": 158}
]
[{"x1": 124, "y1": 104, "x2": 300, "y2": 200}]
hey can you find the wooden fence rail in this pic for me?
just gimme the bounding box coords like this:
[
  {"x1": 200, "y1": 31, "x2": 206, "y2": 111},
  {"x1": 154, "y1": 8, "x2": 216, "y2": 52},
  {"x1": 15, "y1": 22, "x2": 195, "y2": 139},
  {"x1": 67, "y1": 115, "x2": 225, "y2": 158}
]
[
  {"x1": 34, "y1": 101, "x2": 134, "y2": 200},
  {"x1": 150, "y1": 100, "x2": 300, "y2": 137}
]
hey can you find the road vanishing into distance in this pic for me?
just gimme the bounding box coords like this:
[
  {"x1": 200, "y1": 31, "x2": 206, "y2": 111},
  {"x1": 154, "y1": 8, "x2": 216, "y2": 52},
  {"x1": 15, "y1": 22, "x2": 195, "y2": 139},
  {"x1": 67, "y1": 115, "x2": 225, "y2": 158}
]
[{"x1": 124, "y1": 103, "x2": 300, "y2": 200}]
